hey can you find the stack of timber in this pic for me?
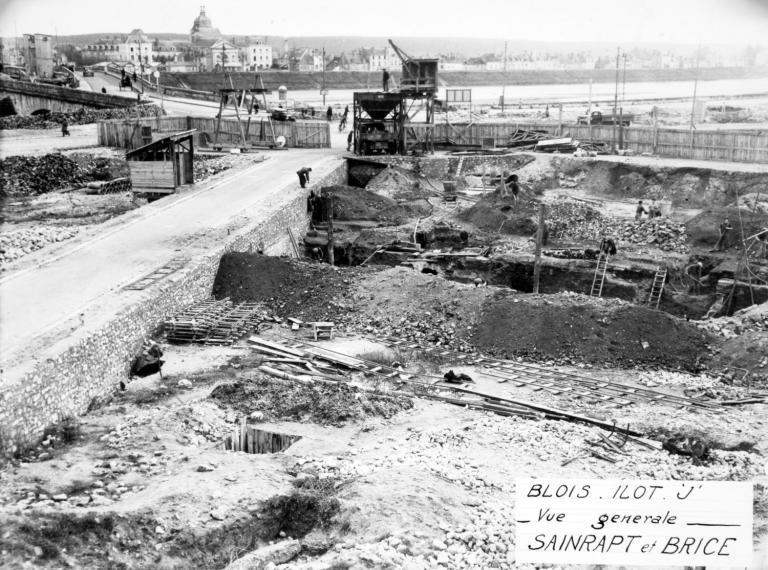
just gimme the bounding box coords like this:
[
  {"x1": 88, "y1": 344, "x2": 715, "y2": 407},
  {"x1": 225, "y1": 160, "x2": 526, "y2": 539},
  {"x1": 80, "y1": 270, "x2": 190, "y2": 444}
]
[
  {"x1": 502, "y1": 128, "x2": 551, "y2": 148},
  {"x1": 164, "y1": 298, "x2": 266, "y2": 344}
]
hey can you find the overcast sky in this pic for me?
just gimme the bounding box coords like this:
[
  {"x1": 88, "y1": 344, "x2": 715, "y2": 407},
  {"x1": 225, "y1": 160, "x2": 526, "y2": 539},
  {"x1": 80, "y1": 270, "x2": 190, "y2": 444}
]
[{"x1": 1, "y1": 0, "x2": 768, "y2": 45}]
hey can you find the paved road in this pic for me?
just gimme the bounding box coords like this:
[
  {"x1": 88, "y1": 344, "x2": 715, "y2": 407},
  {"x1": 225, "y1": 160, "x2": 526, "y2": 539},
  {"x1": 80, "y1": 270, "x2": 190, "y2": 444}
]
[{"x1": 0, "y1": 148, "x2": 342, "y2": 373}]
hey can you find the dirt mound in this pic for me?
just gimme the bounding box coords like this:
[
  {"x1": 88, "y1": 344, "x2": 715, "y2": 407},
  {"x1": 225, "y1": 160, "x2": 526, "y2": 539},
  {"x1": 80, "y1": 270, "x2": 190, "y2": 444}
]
[
  {"x1": 210, "y1": 377, "x2": 413, "y2": 426},
  {"x1": 348, "y1": 163, "x2": 385, "y2": 187},
  {"x1": 686, "y1": 207, "x2": 768, "y2": 247},
  {"x1": 711, "y1": 331, "x2": 768, "y2": 384},
  {"x1": 325, "y1": 184, "x2": 396, "y2": 220},
  {"x1": 211, "y1": 254, "x2": 367, "y2": 321},
  {"x1": 325, "y1": 184, "x2": 431, "y2": 224},
  {"x1": 458, "y1": 201, "x2": 537, "y2": 235},
  {"x1": 365, "y1": 165, "x2": 434, "y2": 201},
  {"x1": 472, "y1": 292, "x2": 714, "y2": 370}
]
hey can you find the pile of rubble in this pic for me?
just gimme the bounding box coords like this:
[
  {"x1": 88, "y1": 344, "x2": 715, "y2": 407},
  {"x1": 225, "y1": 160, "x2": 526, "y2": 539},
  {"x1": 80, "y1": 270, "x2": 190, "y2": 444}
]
[
  {"x1": 0, "y1": 154, "x2": 83, "y2": 196},
  {"x1": 358, "y1": 309, "x2": 476, "y2": 353},
  {"x1": 192, "y1": 154, "x2": 239, "y2": 182},
  {"x1": 614, "y1": 218, "x2": 689, "y2": 252},
  {"x1": 548, "y1": 201, "x2": 689, "y2": 252},
  {"x1": 547, "y1": 200, "x2": 605, "y2": 240},
  {"x1": 698, "y1": 301, "x2": 768, "y2": 338},
  {"x1": 1, "y1": 152, "x2": 129, "y2": 196},
  {"x1": 0, "y1": 105, "x2": 164, "y2": 130},
  {"x1": 0, "y1": 226, "x2": 80, "y2": 266}
]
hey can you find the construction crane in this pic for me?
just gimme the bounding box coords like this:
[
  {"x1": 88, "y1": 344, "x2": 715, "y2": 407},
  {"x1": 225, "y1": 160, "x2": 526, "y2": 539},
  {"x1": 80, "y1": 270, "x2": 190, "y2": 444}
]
[
  {"x1": 387, "y1": 39, "x2": 436, "y2": 93},
  {"x1": 388, "y1": 39, "x2": 413, "y2": 63}
]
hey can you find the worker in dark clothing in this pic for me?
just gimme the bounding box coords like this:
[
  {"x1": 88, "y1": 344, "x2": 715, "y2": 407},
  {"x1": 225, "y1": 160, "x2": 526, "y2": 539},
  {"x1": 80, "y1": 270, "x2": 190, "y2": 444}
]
[
  {"x1": 132, "y1": 71, "x2": 137, "y2": 83},
  {"x1": 347, "y1": 130, "x2": 354, "y2": 152},
  {"x1": 297, "y1": 167, "x2": 312, "y2": 188},
  {"x1": 715, "y1": 217, "x2": 733, "y2": 251},
  {"x1": 307, "y1": 190, "x2": 316, "y2": 215},
  {"x1": 599, "y1": 236, "x2": 617, "y2": 256},
  {"x1": 326, "y1": 106, "x2": 333, "y2": 121},
  {"x1": 507, "y1": 173, "x2": 520, "y2": 200},
  {"x1": 61, "y1": 120, "x2": 70, "y2": 137},
  {"x1": 382, "y1": 68, "x2": 390, "y2": 92},
  {"x1": 635, "y1": 200, "x2": 647, "y2": 221},
  {"x1": 685, "y1": 260, "x2": 704, "y2": 293},
  {"x1": 101, "y1": 86, "x2": 107, "y2": 94}
]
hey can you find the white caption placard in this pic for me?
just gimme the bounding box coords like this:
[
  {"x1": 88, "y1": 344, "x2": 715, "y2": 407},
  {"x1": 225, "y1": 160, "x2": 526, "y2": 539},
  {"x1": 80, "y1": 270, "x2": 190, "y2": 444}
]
[{"x1": 515, "y1": 478, "x2": 753, "y2": 567}]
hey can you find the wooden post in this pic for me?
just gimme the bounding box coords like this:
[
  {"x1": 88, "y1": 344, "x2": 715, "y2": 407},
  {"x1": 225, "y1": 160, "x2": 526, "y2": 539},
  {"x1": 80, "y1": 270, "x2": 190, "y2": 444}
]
[
  {"x1": 612, "y1": 47, "x2": 619, "y2": 153},
  {"x1": 557, "y1": 104, "x2": 563, "y2": 137},
  {"x1": 327, "y1": 193, "x2": 335, "y2": 266},
  {"x1": 533, "y1": 204, "x2": 545, "y2": 294},
  {"x1": 618, "y1": 106, "x2": 624, "y2": 150}
]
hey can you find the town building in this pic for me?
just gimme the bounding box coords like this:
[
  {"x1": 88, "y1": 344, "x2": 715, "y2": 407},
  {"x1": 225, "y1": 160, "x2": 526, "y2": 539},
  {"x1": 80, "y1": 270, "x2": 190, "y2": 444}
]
[
  {"x1": 23, "y1": 33, "x2": 54, "y2": 77},
  {"x1": 367, "y1": 46, "x2": 400, "y2": 71},
  {"x1": 122, "y1": 29, "x2": 154, "y2": 65},
  {"x1": 203, "y1": 39, "x2": 241, "y2": 72},
  {"x1": 243, "y1": 41, "x2": 272, "y2": 70},
  {"x1": 296, "y1": 48, "x2": 324, "y2": 72}
]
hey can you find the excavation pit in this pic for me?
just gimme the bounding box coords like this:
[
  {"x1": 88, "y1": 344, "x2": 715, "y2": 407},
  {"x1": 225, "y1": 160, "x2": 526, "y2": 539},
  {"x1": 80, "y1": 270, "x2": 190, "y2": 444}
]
[{"x1": 224, "y1": 427, "x2": 302, "y2": 454}]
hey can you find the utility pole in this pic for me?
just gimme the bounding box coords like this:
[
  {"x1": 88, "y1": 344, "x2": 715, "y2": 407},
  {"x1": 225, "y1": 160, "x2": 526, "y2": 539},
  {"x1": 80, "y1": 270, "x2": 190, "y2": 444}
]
[
  {"x1": 532, "y1": 204, "x2": 545, "y2": 294},
  {"x1": 587, "y1": 78, "x2": 593, "y2": 141},
  {"x1": 612, "y1": 47, "x2": 620, "y2": 153},
  {"x1": 321, "y1": 47, "x2": 327, "y2": 107},
  {"x1": 690, "y1": 43, "x2": 702, "y2": 132},
  {"x1": 326, "y1": 192, "x2": 334, "y2": 266},
  {"x1": 501, "y1": 41, "x2": 507, "y2": 114}
]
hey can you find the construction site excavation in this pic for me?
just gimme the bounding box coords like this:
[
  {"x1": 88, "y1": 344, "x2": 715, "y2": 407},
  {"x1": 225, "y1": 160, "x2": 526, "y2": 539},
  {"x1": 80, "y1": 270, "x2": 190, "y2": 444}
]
[{"x1": 2, "y1": 20, "x2": 768, "y2": 570}]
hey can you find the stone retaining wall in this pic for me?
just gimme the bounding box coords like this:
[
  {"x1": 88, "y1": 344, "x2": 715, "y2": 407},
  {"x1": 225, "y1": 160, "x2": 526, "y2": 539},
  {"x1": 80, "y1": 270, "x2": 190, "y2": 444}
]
[{"x1": 0, "y1": 162, "x2": 345, "y2": 456}]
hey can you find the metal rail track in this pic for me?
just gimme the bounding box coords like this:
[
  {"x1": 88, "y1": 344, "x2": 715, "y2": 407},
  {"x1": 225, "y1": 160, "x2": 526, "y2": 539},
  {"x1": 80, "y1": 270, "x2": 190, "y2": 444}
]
[
  {"x1": 368, "y1": 334, "x2": 721, "y2": 411},
  {"x1": 257, "y1": 334, "x2": 644, "y2": 435}
]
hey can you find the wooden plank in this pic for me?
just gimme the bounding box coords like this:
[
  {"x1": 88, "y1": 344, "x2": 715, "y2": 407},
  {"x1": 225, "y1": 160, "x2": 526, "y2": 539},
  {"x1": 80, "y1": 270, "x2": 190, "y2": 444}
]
[{"x1": 248, "y1": 336, "x2": 307, "y2": 357}]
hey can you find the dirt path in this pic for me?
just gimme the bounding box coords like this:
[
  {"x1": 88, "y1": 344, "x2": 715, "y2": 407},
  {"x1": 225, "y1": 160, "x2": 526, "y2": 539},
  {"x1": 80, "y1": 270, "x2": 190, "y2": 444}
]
[
  {"x1": 0, "y1": 149, "x2": 342, "y2": 375},
  {"x1": 0, "y1": 124, "x2": 100, "y2": 158}
]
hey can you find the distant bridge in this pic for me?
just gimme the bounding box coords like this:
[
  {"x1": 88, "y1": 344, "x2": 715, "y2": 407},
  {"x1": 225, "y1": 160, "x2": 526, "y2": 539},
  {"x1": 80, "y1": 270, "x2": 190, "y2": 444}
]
[{"x1": 0, "y1": 78, "x2": 138, "y2": 115}]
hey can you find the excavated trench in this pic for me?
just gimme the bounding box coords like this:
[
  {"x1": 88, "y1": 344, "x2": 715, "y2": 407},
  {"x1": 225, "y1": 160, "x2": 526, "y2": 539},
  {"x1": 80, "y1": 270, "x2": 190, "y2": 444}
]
[
  {"x1": 224, "y1": 427, "x2": 302, "y2": 454},
  {"x1": 301, "y1": 155, "x2": 768, "y2": 319}
]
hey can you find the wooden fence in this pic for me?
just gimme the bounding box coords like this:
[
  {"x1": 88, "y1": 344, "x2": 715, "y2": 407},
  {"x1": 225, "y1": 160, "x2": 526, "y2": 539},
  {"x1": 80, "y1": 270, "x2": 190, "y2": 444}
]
[
  {"x1": 97, "y1": 115, "x2": 331, "y2": 150},
  {"x1": 434, "y1": 121, "x2": 768, "y2": 164}
]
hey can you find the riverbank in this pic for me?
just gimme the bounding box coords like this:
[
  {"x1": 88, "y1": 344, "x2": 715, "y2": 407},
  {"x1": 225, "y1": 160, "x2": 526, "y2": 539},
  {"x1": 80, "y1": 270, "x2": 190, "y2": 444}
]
[{"x1": 168, "y1": 65, "x2": 768, "y2": 92}]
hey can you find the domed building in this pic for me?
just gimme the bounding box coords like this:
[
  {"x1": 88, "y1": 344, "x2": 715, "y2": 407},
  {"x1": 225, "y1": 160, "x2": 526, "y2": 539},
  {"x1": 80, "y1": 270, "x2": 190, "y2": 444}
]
[{"x1": 190, "y1": 6, "x2": 222, "y2": 44}]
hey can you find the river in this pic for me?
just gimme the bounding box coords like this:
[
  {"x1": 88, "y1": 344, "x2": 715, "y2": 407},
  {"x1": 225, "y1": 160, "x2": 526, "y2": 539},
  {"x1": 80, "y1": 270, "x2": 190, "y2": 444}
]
[{"x1": 282, "y1": 76, "x2": 768, "y2": 107}]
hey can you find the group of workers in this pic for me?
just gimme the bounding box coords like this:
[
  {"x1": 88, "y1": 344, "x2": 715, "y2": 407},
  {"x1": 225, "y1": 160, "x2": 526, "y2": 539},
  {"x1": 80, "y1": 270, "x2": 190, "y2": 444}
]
[{"x1": 634, "y1": 200, "x2": 663, "y2": 221}]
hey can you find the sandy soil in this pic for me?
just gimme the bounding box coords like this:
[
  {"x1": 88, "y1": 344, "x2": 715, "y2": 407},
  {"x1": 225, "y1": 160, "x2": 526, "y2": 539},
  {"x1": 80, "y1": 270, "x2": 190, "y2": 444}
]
[{"x1": 0, "y1": 333, "x2": 764, "y2": 569}]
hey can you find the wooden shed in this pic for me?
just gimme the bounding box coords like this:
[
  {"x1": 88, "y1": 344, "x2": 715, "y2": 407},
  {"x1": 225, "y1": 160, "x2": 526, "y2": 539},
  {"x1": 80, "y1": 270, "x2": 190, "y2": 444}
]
[{"x1": 126, "y1": 130, "x2": 195, "y2": 193}]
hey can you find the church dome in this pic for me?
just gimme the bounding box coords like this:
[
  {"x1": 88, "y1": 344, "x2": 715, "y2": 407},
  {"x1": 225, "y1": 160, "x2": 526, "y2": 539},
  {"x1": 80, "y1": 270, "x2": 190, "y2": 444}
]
[
  {"x1": 192, "y1": 7, "x2": 212, "y2": 31},
  {"x1": 190, "y1": 6, "x2": 221, "y2": 42}
]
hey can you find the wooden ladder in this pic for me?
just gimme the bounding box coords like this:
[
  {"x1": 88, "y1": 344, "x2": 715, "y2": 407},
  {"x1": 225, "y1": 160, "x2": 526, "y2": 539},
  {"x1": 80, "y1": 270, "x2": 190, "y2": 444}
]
[
  {"x1": 590, "y1": 253, "x2": 608, "y2": 297},
  {"x1": 647, "y1": 266, "x2": 667, "y2": 309},
  {"x1": 287, "y1": 228, "x2": 301, "y2": 258}
]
